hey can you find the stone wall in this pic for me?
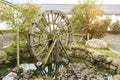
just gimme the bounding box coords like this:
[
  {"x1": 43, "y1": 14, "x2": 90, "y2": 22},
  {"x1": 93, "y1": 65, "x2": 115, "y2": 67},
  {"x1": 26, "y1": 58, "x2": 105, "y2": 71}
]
[{"x1": 70, "y1": 46, "x2": 120, "y2": 75}]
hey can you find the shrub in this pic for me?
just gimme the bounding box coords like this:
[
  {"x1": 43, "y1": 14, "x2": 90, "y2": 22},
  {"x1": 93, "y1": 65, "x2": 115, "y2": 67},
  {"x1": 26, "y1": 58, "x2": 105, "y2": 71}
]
[{"x1": 110, "y1": 20, "x2": 120, "y2": 34}]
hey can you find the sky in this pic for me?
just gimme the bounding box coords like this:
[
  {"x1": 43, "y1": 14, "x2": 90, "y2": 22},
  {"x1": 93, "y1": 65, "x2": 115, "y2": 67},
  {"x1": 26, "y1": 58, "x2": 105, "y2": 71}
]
[{"x1": 6, "y1": 0, "x2": 120, "y2": 4}]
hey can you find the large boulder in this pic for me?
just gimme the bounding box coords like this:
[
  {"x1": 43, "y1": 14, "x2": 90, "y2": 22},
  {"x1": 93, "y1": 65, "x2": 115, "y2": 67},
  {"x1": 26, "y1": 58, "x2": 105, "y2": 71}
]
[
  {"x1": 106, "y1": 57, "x2": 113, "y2": 63},
  {"x1": 34, "y1": 78, "x2": 44, "y2": 80},
  {"x1": 0, "y1": 50, "x2": 7, "y2": 62},
  {"x1": 112, "y1": 58, "x2": 120, "y2": 66},
  {"x1": 0, "y1": 34, "x2": 3, "y2": 48},
  {"x1": 86, "y1": 39, "x2": 107, "y2": 48},
  {"x1": 114, "y1": 75, "x2": 120, "y2": 80}
]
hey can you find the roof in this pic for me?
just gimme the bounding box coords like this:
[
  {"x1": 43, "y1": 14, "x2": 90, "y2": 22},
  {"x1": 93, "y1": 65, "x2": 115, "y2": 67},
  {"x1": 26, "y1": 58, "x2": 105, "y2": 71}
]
[{"x1": 40, "y1": 4, "x2": 120, "y2": 15}]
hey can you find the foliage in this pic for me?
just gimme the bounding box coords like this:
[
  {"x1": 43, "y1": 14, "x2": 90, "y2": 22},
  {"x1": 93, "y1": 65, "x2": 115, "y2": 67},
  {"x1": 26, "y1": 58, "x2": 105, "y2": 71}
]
[
  {"x1": 91, "y1": 17, "x2": 111, "y2": 38},
  {"x1": 70, "y1": 0, "x2": 104, "y2": 39},
  {"x1": 95, "y1": 48, "x2": 120, "y2": 58},
  {"x1": 0, "y1": 2, "x2": 40, "y2": 66},
  {"x1": 110, "y1": 20, "x2": 120, "y2": 34},
  {"x1": 0, "y1": 2, "x2": 41, "y2": 40}
]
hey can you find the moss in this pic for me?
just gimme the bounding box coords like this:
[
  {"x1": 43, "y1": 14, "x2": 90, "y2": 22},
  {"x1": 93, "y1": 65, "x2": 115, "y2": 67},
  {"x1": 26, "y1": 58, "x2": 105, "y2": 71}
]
[
  {"x1": 69, "y1": 55, "x2": 81, "y2": 63},
  {"x1": 94, "y1": 48, "x2": 120, "y2": 58}
]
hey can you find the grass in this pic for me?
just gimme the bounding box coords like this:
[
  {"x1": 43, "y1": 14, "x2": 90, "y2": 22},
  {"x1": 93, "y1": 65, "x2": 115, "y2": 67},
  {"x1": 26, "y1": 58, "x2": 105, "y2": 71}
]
[
  {"x1": 94, "y1": 48, "x2": 120, "y2": 58},
  {"x1": 71, "y1": 42, "x2": 120, "y2": 58}
]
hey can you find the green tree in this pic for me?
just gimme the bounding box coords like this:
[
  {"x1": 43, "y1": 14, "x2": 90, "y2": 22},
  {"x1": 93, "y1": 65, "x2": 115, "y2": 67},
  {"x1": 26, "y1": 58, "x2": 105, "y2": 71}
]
[
  {"x1": 0, "y1": 1, "x2": 40, "y2": 67},
  {"x1": 70, "y1": 0, "x2": 104, "y2": 40},
  {"x1": 0, "y1": 1, "x2": 41, "y2": 40},
  {"x1": 91, "y1": 17, "x2": 111, "y2": 38}
]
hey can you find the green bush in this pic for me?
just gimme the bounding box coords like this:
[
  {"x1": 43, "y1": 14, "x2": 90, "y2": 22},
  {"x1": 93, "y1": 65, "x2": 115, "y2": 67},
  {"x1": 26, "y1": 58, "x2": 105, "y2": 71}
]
[
  {"x1": 91, "y1": 17, "x2": 111, "y2": 38},
  {"x1": 110, "y1": 20, "x2": 120, "y2": 34},
  {"x1": 70, "y1": 0, "x2": 104, "y2": 40}
]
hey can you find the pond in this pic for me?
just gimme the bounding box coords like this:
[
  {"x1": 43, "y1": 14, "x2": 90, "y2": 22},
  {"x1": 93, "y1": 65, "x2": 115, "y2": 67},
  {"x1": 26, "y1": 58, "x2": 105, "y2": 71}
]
[{"x1": 0, "y1": 58, "x2": 115, "y2": 80}]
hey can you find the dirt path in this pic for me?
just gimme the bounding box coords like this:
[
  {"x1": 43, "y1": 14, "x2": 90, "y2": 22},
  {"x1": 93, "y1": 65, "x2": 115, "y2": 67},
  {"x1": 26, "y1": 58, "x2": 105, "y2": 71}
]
[{"x1": 102, "y1": 34, "x2": 120, "y2": 54}]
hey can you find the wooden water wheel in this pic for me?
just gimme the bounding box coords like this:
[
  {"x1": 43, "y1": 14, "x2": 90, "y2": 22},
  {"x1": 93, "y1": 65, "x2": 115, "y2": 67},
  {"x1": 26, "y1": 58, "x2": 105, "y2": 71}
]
[{"x1": 28, "y1": 10, "x2": 72, "y2": 77}]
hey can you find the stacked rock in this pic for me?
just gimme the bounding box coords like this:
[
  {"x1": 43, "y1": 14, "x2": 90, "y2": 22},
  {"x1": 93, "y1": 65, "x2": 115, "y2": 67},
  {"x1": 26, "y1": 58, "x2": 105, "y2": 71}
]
[{"x1": 59, "y1": 63, "x2": 112, "y2": 80}]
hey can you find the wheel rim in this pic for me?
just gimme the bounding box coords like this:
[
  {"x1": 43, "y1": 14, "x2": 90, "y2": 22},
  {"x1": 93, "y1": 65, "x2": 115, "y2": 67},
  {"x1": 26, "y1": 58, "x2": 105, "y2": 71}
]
[{"x1": 28, "y1": 10, "x2": 72, "y2": 61}]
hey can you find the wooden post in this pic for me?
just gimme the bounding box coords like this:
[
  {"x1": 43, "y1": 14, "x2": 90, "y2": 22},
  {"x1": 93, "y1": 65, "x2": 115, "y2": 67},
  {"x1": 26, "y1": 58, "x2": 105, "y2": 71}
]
[
  {"x1": 17, "y1": 26, "x2": 20, "y2": 68},
  {"x1": 55, "y1": 37, "x2": 60, "y2": 80},
  {"x1": 87, "y1": 33, "x2": 90, "y2": 40}
]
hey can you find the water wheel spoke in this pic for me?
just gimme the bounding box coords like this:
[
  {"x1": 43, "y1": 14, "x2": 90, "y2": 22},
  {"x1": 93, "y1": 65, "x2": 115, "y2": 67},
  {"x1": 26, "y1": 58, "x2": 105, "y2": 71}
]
[
  {"x1": 53, "y1": 13, "x2": 59, "y2": 24},
  {"x1": 47, "y1": 14, "x2": 50, "y2": 23},
  {"x1": 59, "y1": 40, "x2": 68, "y2": 58},
  {"x1": 42, "y1": 14, "x2": 48, "y2": 24},
  {"x1": 29, "y1": 33, "x2": 41, "y2": 37},
  {"x1": 41, "y1": 18, "x2": 47, "y2": 27},
  {"x1": 47, "y1": 14, "x2": 52, "y2": 32},
  {"x1": 56, "y1": 16, "x2": 63, "y2": 24},
  {"x1": 40, "y1": 68, "x2": 47, "y2": 76},
  {"x1": 60, "y1": 25, "x2": 67, "y2": 33},
  {"x1": 57, "y1": 20, "x2": 66, "y2": 32},
  {"x1": 52, "y1": 13, "x2": 59, "y2": 24},
  {"x1": 28, "y1": 10, "x2": 72, "y2": 77},
  {"x1": 51, "y1": 11, "x2": 56, "y2": 33},
  {"x1": 34, "y1": 38, "x2": 52, "y2": 43},
  {"x1": 43, "y1": 38, "x2": 57, "y2": 65},
  {"x1": 41, "y1": 16, "x2": 54, "y2": 33},
  {"x1": 62, "y1": 22, "x2": 68, "y2": 30},
  {"x1": 31, "y1": 43, "x2": 42, "y2": 47},
  {"x1": 36, "y1": 21, "x2": 49, "y2": 34},
  {"x1": 42, "y1": 14, "x2": 52, "y2": 29},
  {"x1": 51, "y1": 10, "x2": 54, "y2": 22},
  {"x1": 29, "y1": 10, "x2": 72, "y2": 55},
  {"x1": 36, "y1": 43, "x2": 48, "y2": 56}
]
